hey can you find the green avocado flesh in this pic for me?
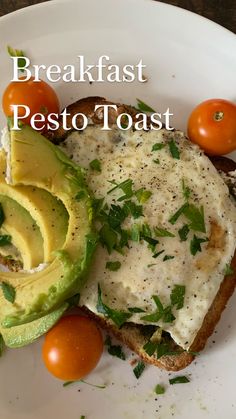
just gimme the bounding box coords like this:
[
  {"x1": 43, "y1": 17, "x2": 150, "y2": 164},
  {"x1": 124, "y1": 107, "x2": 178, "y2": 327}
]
[
  {"x1": 1, "y1": 303, "x2": 68, "y2": 348},
  {"x1": 0, "y1": 194, "x2": 44, "y2": 270},
  {"x1": 0, "y1": 125, "x2": 97, "y2": 332},
  {"x1": 0, "y1": 151, "x2": 68, "y2": 264}
]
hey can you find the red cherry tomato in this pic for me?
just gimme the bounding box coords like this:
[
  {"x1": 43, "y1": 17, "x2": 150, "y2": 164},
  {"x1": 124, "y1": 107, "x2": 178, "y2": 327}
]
[
  {"x1": 187, "y1": 99, "x2": 236, "y2": 155},
  {"x1": 42, "y1": 315, "x2": 103, "y2": 381},
  {"x1": 2, "y1": 76, "x2": 60, "y2": 130}
]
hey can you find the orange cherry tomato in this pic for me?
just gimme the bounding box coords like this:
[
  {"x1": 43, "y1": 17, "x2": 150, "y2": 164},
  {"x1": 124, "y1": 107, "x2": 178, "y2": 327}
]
[
  {"x1": 2, "y1": 76, "x2": 60, "y2": 130},
  {"x1": 187, "y1": 99, "x2": 236, "y2": 155},
  {"x1": 42, "y1": 315, "x2": 103, "y2": 381}
]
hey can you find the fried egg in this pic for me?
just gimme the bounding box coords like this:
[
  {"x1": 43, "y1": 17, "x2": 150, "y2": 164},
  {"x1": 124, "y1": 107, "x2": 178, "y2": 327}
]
[{"x1": 62, "y1": 126, "x2": 236, "y2": 349}]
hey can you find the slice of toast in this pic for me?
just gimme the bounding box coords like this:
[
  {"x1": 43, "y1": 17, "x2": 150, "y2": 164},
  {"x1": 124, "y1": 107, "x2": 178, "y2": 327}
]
[{"x1": 20, "y1": 98, "x2": 236, "y2": 370}]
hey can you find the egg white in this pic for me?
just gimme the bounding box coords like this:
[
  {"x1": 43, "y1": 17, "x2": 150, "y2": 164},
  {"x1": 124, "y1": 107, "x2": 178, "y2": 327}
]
[{"x1": 62, "y1": 126, "x2": 236, "y2": 349}]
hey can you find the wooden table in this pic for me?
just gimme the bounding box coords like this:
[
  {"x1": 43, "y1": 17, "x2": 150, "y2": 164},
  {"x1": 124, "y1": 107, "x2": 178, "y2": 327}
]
[{"x1": 0, "y1": 0, "x2": 235, "y2": 33}]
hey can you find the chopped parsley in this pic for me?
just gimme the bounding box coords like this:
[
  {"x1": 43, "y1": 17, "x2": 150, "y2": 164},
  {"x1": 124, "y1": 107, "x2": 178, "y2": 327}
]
[
  {"x1": 152, "y1": 250, "x2": 165, "y2": 259},
  {"x1": 169, "y1": 202, "x2": 206, "y2": 233},
  {"x1": 136, "y1": 98, "x2": 156, "y2": 113},
  {"x1": 7, "y1": 46, "x2": 27, "y2": 72},
  {"x1": 123, "y1": 200, "x2": 143, "y2": 219},
  {"x1": 99, "y1": 223, "x2": 118, "y2": 254},
  {"x1": 0, "y1": 282, "x2": 16, "y2": 303},
  {"x1": 89, "y1": 159, "x2": 101, "y2": 172},
  {"x1": 168, "y1": 139, "x2": 180, "y2": 159},
  {"x1": 75, "y1": 190, "x2": 87, "y2": 201},
  {"x1": 0, "y1": 235, "x2": 12, "y2": 246},
  {"x1": 182, "y1": 179, "x2": 191, "y2": 200},
  {"x1": 63, "y1": 380, "x2": 105, "y2": 389},
  {"x1": 169, "y1": 203, "x2": 188, "y2": 225},
  {"x1": 80, "y1": 416, "x2": 85, "y2": 419},
  {"x1": 178, "y1": 224, "x2": 190, "y2": 241},
  {"x1": 131, "y1": 224, "x2": 141, "y2": 242},
  {"x1": 143, "y1": 340, "x2": 158, "y2": 356},
  {"x1": 108, "y1": 179, "x2": 134, "y2": 201},
  {"x1": 133, "y1": 361, "x2": 146, "y2": 378},
  {"x1": 141, "y1": 295, "x2": 175, "y2": 323},
  {"x1": 153, "y1": 158, "x2": 160, "y2": 164},
  {"x1": 155, "y1": 384, "x2": 165, "y2": 394},
  {"x1": 190, "y1": 235, "x2": 209, "y2": 256},
  {"x1": 154, "y1": 227, "x2": 175, "y2": 237},
  {"x1": 106, "y1": 261, "x2": 121, "y2": 271},
  {"x1": 143, "y1": 340, "x2": 183, "y2": 358},
  {"x1": 128, "y1": 307, "x2": 146, "y2": 313},
  {"x1": 105, "y1": 336, "x2": 126, "y2": 360},
  {"x1": 152, "y1": 143, "x2": 165, "y2": 152},
  {"x1": 170, "y1": 285, "x2": 185, "y2": 310},
  {"x1": 163, "y1": 255, "x2": 175, "y2": 261},
  {"x1": 96, "y1": 284, "x2": 132, "y2": 327},
  {"x1": 169, "y1": 376, "x2": 190, "y2": 385},
  {"x1": 135, "y1": 188, "x2": 152, "y2": 203},
  {"x1": 183, "y1": 204, "x2": 206, "y2": 233},
  {"x1": 224, "y1": 264, "x2": 234, "y2": 275}
]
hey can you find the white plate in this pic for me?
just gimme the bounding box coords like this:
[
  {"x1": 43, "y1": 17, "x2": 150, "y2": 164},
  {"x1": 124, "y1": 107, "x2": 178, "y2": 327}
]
[{"x1": 0, "y1": 1, "x2": 236, "y2": 418}]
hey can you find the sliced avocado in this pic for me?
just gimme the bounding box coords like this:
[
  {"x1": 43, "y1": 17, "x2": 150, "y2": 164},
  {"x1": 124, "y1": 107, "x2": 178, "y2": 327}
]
[
  {"x1": 0, "y1": 195, "x2": 44, "y2": 270},
  {"x1": 0, "y1": 125, "x2": 96, "y2": 327},
  {"x1": 0, "y1": 150, "x2": 68, "y2": 263},
  {"x1": 1, "y1": 303, "x2": 68, "y2": 348}
]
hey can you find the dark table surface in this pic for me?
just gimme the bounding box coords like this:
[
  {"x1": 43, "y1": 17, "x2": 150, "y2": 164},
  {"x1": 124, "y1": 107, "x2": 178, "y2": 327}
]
[{"x1": 0, "y1": 0, "x2": 235, "y2": 33}]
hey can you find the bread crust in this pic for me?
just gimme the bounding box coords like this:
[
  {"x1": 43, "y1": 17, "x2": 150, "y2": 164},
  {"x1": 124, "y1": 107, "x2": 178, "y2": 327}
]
[{"x1": 24, "y1": 97, "x2": 236, "y2": 369}]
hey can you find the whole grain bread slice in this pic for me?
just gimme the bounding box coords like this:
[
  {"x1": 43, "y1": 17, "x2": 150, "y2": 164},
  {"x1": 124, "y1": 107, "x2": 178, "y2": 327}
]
[{"x1": 21, "y1": 97, "x2": 236, "y2": 370}]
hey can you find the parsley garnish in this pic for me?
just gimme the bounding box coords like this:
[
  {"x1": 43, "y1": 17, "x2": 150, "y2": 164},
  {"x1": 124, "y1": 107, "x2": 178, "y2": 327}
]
[
  {"x1": 96, "y1": 284, "x2": 132, "y2": 327},
  {"x1": 155, "y1": 384, "x2": 165, "y2": 394},
  {"x1": 154, "y1": 227, "x2": 175, "y2": 237},
  {"x1": 163, "y1": 255, "x2": 175, "y2": 261},
  {"x1": 131, "y1": 224, "x2": 141, "y2": 242},
  {"x1": 63, "y1": 380, "x2": 105, "y2": 389},
  {"x1": 183, "y1": 204, "x2": 206, "y2": 233},
  {"x1": 0, "y1": 335, "x2": 4, "y2": 357},
  {"x1": 0, "y1": 282, "x2": 16, "y2": 303},
  {"x1": 135, "y1": 188, "x2": 152, "y2": 204},
  {"x1": 169, "y1": 203, "x2": 188, "y2": 225},
  {"x1": 136, "y1": 98, "x2": 156, "y2": 113},
  {"x1": 178, "y1": 224, "x2": 190, "y2": 241},
  {"x1": 169, "y1": 376, "x2": 190, "y2": 385},
  {"x1": 0, "y1": 235, "x2": 12, "y2": 246},
  {"x1": 143, "y1": 341, "x2": 158, "y2": 356},
  {"x1": 143, "y1": 341, "x2": 183, "y2": 358},
  {"x1": 99, "y1": 223, "x2": 118, "y2": 254},
  {"x1": 190, "y1": 235, "x2": 209, "y2": 256},
  {"x1": 108, "y1": 179, "x2": 134, "y2": 201},
  {"x1": 182, "y1": 179, "x2": 191, "y2": 200},
  {"x1": 169, "y1": 203, "x2": 206, "y2": 233},
  {"x1": 89, "y1": 159, "x2": 101, "y2": 172},
  {"x1": 0, "y1": 204, "x2": 5, "y2": 227},
  {"x1": 106, "y1": 261, "x2": 121, "y2": 271},
  {"x1": 168, "y1": 139, "x2": 180, "y2": 159},
  {"x1": 141, "y1": 295, "x2": 175, "y2": 323},
  {"x1": 153, "y1": 250, "x2": 165, "y2": 259},
  {"x1": 133, "y1": 361, "x2": 146, "y2": 378},
  {"x1": 123, "y1": 200, "x2": 143, "y2": 219},
  {"x1": 128, "y1": 307, "x2": 146, "y2": 313},
  {"x1": 152, "y1": 143, "x2": 165, "y2": 152},
  {"x1": 7, "y1": 46, "x2": 27, "y2": 73},
  {"x1": 170, "y1": 285, "x2": 185, "y2": 309},
  {"x1": 75, "y1": 190, "x2": 87, "y2": 201},
  {"x1": 105, "y1": 336, "x2": 126, "y2": 360},
  {"x1": 224, "y1": 264, "x2": 234, "y2": 275},
  {"x1": 153, "y1": 158, "x2": 160, "y2": 164},
  {"x1": 80, "y1": 416, "x2": 85, "y2": 419}
]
